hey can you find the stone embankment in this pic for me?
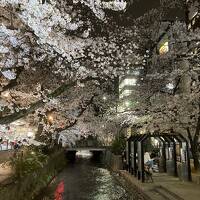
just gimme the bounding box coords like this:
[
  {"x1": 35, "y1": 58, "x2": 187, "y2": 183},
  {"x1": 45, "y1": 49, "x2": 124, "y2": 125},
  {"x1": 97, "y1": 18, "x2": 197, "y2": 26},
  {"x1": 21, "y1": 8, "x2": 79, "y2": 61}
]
[
  {"x1": 104, "y1": 151, "x2": 200, "y2": 200},
  {"x1": 119, "y1": 170, "x2": 200, "y2": 200}
]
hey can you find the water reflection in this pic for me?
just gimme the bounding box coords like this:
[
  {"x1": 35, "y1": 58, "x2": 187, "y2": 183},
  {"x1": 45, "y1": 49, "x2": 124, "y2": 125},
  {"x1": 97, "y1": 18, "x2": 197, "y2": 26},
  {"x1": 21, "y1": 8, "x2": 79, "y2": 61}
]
[{"x1": 55, "y1": 151, "x2": 134, "y2": 200}]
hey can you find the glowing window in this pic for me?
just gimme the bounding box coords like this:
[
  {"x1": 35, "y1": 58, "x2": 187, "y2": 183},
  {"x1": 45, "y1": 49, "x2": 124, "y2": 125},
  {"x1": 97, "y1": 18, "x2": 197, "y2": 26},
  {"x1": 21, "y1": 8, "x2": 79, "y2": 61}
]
[{"x1": 159, "y1": 41, "x2": 169, "y2": 55}]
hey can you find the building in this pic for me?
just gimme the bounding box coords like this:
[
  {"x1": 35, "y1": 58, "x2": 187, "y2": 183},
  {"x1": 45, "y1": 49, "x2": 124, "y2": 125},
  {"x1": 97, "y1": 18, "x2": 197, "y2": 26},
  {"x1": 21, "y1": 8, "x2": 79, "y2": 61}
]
[{"x1": 118, "y1": 66, "x2": 144, "y2": 112}]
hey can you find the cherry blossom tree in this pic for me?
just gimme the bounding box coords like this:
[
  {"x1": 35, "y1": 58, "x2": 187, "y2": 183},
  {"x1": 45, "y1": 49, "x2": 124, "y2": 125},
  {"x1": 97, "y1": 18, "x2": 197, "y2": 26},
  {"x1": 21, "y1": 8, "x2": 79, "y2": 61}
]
[
  {"x1": 0, "y1": 0, "x2": 143, "y2": 146},
  {"x1": 105, "y1": 0, "x2": 200, "y2": 170},
  {"x1": 121, "y1": 18, "x2": 200, "y2": 170}
]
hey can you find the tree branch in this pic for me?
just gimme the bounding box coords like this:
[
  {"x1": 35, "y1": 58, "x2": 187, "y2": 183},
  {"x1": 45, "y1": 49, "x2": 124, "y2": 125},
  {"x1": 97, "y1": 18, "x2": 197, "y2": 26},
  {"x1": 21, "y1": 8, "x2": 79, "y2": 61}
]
[
  {"x1": 55, "y1": 94, "x2": 97, "y2": 133},
  {"x1": 0, "y1": 81, "x2": 77, "y2": 124},
  {"x1": 0, "y1": 77, "x2": 101, "y2": 124}
]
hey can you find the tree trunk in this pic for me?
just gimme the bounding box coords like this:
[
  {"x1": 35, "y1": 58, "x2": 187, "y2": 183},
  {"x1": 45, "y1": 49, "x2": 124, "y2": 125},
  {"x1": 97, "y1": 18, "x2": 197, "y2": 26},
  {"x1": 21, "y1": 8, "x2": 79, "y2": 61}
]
[
  {"x1": 187, "y1": 127, "x2": 200, "y2": 171},
  {"x1": 191, "y1": 140, "x2": 200, "y2": 172}
]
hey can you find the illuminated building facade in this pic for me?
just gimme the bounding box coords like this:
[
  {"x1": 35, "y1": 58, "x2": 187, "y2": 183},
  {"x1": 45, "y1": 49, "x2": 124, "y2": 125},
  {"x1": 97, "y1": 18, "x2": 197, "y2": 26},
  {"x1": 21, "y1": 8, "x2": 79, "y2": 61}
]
[{"x1": 118, "y1": 66, "x2": 144, "y2": 112}]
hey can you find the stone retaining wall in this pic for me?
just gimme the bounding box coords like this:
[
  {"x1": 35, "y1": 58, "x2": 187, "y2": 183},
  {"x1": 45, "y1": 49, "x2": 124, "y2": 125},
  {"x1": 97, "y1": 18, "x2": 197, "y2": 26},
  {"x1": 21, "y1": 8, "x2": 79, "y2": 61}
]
[{"x1": 118, "y1": 170, "x2": 151, "y2": 200}]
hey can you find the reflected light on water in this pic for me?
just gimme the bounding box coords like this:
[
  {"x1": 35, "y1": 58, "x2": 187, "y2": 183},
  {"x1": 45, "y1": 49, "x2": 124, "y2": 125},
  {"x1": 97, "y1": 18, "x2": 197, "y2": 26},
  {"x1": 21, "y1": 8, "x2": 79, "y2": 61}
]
[{"x1": 76, "y1": 150, "x2": 92, "y2": 158}]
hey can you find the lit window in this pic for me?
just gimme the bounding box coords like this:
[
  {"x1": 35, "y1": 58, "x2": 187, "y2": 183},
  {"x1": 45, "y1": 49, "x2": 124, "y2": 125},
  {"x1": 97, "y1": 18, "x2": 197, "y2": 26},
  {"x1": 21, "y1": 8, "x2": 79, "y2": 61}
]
[{"x1": 159, "y1": 41, "x2": 169, "y2": 55}]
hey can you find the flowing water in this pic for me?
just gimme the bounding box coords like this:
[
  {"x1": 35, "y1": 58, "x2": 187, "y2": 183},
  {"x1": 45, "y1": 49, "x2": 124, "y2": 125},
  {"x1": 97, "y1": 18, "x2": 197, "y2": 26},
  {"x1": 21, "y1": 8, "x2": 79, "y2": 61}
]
[{"x1": 49, "y1": 151, "x2": 144, "y2": 200}]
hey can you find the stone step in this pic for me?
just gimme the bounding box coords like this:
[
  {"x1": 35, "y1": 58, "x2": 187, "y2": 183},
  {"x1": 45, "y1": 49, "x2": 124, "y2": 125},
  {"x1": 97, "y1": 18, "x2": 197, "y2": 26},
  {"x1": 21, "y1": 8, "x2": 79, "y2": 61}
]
[{"x1": 149, "y1": 185, "x2": 184, "y2": 200}]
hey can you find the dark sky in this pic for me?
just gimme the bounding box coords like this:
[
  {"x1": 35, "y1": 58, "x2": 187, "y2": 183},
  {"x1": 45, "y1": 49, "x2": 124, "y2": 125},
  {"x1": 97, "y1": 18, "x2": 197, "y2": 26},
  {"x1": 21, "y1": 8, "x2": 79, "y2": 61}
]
[
  {"x1": 109, "y1": 0, "x2": 185, "y2": 25},
  {"x1": 126, "y1": 0, "x2": 185, "y2": 21},
  {"x1": 127, "y1": 0, "x2": 161, "y2": 18}
]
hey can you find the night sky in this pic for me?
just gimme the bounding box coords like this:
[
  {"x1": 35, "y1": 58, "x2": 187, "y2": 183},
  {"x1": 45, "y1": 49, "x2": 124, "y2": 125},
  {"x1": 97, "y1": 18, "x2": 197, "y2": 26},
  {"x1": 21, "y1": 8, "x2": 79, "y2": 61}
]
[{"x1": 127, "y1": 0, "x2": 160, "y2": 18}]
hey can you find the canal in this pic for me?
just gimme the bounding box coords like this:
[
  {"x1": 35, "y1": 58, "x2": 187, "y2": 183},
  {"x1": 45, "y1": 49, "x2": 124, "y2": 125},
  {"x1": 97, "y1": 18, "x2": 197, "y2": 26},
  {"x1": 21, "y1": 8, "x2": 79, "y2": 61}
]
[{"x1": 44, "y1": 151, "x2": 145, "y2": 200}]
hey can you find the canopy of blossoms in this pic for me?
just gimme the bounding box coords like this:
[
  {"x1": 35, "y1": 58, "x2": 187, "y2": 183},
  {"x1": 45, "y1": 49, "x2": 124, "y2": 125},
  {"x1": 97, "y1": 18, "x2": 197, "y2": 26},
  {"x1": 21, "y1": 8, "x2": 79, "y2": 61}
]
[{"x1": 0, "y1": 0, "x2": 142, "y2": 145}]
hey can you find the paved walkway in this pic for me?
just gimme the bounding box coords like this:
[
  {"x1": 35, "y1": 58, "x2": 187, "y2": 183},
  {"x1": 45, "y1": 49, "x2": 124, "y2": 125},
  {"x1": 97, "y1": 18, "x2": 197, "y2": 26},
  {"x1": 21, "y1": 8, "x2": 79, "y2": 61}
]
[
  {"x1": 0, "y1": 162, "x2": 12, "y2": 183},
  {"x1": 0, "y1": 150, "x2": 13, "y2": 164},
  {"x1": 0, "y1": 151, "x2": 14, "y2": 183},
  {"x1": 119, "y1": 170, "x2": 200, "y2": 200}
]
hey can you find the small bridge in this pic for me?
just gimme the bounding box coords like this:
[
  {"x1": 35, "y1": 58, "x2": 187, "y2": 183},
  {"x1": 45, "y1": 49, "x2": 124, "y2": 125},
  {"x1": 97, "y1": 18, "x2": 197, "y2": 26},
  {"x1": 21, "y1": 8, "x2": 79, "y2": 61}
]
[
  {"x1": 64, "y1": 136, "x2": 108, "y2": 161},
  {"x1": 65, "y1": 146, "x2": 108, "y2": 162}
]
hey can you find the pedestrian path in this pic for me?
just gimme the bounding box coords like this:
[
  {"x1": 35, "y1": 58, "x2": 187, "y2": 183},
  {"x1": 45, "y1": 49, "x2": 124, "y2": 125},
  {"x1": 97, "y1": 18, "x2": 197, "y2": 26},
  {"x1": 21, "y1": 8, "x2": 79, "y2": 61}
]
[
  {"x1": 0, "y1": 162, "x2": 12, "y2": 183},
  {"x1": 0, "y1": 150, "x2": 13, "y2": 164},
  {"x1": 0, "y1": 151, "x2": 13, "y2": 184},
  {"x1": 119, "y1": 170, "x2": 200, "y2": 200}
]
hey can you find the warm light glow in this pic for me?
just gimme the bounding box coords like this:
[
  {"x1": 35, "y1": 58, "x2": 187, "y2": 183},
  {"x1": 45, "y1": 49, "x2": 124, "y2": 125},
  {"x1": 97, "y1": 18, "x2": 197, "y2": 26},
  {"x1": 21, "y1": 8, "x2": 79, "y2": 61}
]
[
  {"x1": 159, "y1": 41, "x2": 169, "y2": 55},
  {"x1": 1, "y1": 91, "x2": 10, "y2": 98},
  {"x1": 47, "y1": 114, "x2": 54, "y2": 123}
]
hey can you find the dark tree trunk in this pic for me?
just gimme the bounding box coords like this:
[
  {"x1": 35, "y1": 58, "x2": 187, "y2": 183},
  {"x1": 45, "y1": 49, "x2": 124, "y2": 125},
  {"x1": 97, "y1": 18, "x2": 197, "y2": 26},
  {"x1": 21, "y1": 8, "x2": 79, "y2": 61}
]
[
  {"x1": 187, "y1": 127, "x2": 200, "y2": 171},
  {"x1": 190, "y1": 139, "x2": 200, "y2": 171}
]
